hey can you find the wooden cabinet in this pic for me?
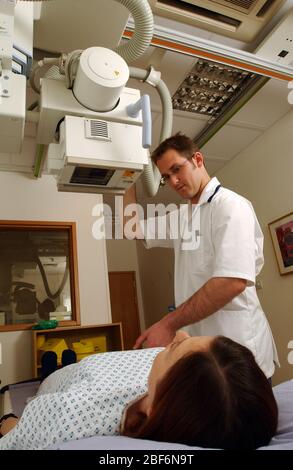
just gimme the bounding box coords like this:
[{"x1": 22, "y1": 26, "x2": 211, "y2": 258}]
[{"x1": 32, "y1": 323, "x2": 124, "y2": 378}]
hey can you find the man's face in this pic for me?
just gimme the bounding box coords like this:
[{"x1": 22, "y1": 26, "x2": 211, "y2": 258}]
[{"x1": 156, "y1": 149, "x2": 204, "y2": 201}]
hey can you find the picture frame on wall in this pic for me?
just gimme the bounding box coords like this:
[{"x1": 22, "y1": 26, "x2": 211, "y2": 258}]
[{"x1": 269, "y1": 212, "x2": 293, "y2": 275}]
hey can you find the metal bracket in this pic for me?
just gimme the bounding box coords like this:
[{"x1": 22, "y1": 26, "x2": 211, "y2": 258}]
[{"x1": 145, "y1": 66, "x2": 161, "y2": 87}]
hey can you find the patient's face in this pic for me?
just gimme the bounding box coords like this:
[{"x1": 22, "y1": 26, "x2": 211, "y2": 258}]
[{"x1": 147, "y1": 331, "x2": 213, "y2": 409}]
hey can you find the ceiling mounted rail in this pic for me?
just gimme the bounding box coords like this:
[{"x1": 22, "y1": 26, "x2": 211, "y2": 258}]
[{"x1": 124, "y1": 21, "x2": 293, "y2": 81}]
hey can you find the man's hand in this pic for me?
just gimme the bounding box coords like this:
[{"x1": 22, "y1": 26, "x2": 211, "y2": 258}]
[
  {"x1": 133, "y1": 320, "x2": 176, "y2": 349},
  {"x1": 0, "y1": 416, "x2": 19, "y2": 436}
]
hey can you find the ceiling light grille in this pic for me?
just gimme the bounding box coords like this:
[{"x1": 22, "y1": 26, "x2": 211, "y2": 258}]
[{"x1": 172, "y1": 58, "x2": 255, "y2": 120}]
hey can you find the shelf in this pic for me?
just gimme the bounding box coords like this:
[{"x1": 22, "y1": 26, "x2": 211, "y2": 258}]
[{"x1": 32, "y1": 323, "x2": 124, "y2": 378}]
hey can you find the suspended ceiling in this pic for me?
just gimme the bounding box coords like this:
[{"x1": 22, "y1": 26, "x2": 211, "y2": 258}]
[{"x1": 1, "y1": 0, "x2": 293, "y2": 204}]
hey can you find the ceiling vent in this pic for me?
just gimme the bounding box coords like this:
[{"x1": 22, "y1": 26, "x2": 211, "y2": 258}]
[{"x1": 149, "y1": 0, "x2": 285, "y2": 42}]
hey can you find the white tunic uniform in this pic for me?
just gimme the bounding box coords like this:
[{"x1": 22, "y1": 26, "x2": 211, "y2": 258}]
[{"x1": 142, "y1": 177, "x2": 278, "y2": 378}]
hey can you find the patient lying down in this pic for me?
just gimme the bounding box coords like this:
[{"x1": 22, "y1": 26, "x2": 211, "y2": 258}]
[{"x1": 0, "y1": 332, "x2": 278, "y2": 450}]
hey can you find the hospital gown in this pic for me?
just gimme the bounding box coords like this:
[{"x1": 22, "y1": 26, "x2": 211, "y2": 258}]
[{"x1": 0, "y1": 348, "x2": 162, "y2": 450}]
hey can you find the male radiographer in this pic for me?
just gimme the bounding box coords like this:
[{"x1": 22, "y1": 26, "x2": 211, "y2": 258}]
[{"x1": 134, "y1": 133, "x2": 278, "y2": 379}]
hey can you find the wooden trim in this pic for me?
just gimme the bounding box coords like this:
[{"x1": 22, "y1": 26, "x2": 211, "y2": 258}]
[
  {"x1": 268, "y1": 226, "x2": 283, "y2": 277},
  {"x1": 118, "y1": 322, "x2": 125, "y2": 351},
  {"x1": 0, "y1": 220, "x2": 80, "y2": 332},
  {"x1": 268, "y1": 211, "x2": 293, "y2": 226},
  {"x1": 69, "y1": 222, "x2": 81, "y2": 326},
  {"x1": 268, "y1": 211, "x2": 293, "y2": 276},
  {"x1": 30, "y1": 322, "x2": 123, "y2": 333},
  {"x1": 0, "y1": 321, "x2": 80, "y2": 333},
  {"x1": 0, "y1": 220, "x2": 75, "y2": 228},
  {"x1": 0, "y1": 323, "x2": 35, "y2": 332}
]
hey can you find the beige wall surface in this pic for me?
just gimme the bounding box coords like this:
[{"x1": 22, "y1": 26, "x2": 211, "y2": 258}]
[
  {"x1": 216, "y1": 108, "x2": 293, "y2": 385},
  {"x1": 0, "y1": 171, "x2": 111, "y2": 386},
  {"x1": 106, "y1": 239, "x2": 146, "y2": 331}
]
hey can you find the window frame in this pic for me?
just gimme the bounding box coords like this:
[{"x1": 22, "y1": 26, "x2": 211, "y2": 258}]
[{"x1": 0, "y1": 220, "x2": 80, "y2": 332}]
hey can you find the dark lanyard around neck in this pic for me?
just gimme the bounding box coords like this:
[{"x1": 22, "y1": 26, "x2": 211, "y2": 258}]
[{"x1": 207, "y1": 184, "x2": 222, "y2": 203}]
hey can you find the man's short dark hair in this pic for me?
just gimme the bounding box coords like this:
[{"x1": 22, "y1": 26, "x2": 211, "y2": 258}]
[{"x1": 151, "y1": 133, "x2": 200, "y2": 165}]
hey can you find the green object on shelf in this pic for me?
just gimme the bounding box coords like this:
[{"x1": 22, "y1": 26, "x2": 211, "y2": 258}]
[{"x1": 32, "y1": 320, "x2": 59, "y2": 330}]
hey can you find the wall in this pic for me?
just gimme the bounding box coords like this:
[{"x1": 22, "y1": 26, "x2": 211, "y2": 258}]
[
  {"x1": 216, "y1": 108, "x2": 293, "y2": 385},
  {"x1": 106, "y1": 239, "x2": 145, "y2": 331},
  {"x1": 0, "y1": 172, "x2": 111, "y2": 386}
]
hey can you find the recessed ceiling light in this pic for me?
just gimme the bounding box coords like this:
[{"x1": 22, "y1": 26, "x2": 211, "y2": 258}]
[{"x1": 172, "y1": 58, "x2": 256, "y2": 120}]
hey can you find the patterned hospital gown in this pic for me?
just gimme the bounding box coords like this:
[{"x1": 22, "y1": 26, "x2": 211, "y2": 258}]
[{"x1": 0, "y1": 348, "x2": 163, "y2": 450}]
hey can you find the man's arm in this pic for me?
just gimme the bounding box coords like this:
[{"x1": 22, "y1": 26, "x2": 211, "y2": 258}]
[{"x1": 134, "y1": 277, "x2": 247, "y2": 348}]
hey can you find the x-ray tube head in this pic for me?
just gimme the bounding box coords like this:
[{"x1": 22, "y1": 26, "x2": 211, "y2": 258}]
[{"x1": 73, "y1": 47, "x2": 130, "y2": 112}]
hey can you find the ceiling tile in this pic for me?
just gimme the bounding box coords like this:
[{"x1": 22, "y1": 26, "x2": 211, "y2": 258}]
[
  {"x1": 172, "y1": 113, "x2": 209, "y2": 137},
  {"x1": 204, "y1": 159, "x2": 228, "y2": 176},
  {"x1": 230, "y1": 79, "x2": 292, "y2": 129},
  {"x1": 201, "y1": 125, "x2": 262, "y2": 159}
]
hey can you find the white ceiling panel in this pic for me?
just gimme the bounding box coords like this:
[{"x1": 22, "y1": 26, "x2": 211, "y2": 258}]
[
  {"x1": 230, "y1": 79, "x2": 292, "y2": 129},
  {"x1": 201, "y1": 124, "x2": 262, "y2": 159},
  {"x1": 151, "y1": 113, "x2": 162, "y2": 149},
  {"x1": 157, "y1": 51, "x2": 197, "y2": 96},
  {"x1": 153, "y1": 15, "x2": 212, "y2": 41},
  {"x1": 128, "y1": 49, "x2": 196, "y2": 108},
  {"x1": 203, "y1": 157, "x2": 230, "y2": 170},
  {"x1": 173, "y1": 111, "x2": 209, "y2": 135},
  {"x1": 127, "y1": 77, "x2": 162, "y2": 110},
  {"x1": 130, "y1": 46, "x2": 159, "y2": 69},
  {"x1": 204, "y1": 158, "x2": 229, "y2": 176},
  {"x1": 151, "y1": 110, "x2": 209, "y2": 149},
  {"x1": 33, "y1": 0, "x2": 129, "y2": 53}
]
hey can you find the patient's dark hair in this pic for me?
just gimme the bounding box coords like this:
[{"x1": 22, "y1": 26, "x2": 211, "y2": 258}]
[{"x1": 123, "y1": 336, "x2": 278, "y2": 450}]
